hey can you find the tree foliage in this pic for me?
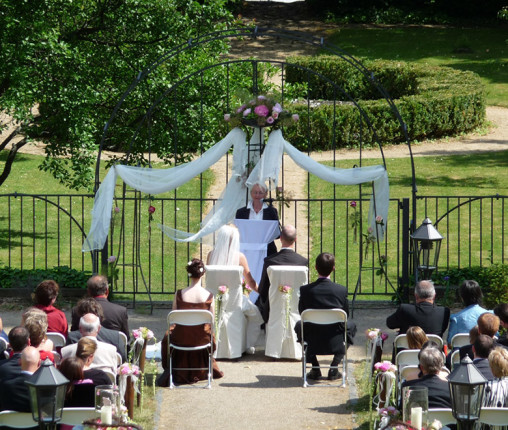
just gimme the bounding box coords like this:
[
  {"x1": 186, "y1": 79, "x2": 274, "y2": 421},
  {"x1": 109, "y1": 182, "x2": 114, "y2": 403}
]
[{"x1": 0, "y1": 0, "x2": 235, "y2": 190}]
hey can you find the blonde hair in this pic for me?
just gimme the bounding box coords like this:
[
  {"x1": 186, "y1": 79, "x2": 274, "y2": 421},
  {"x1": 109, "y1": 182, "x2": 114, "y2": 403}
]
[
  {"x1": 488, "y1": 347, "x2": 508, "y2": 378},
  {"x1": 76, "y1": 337, "x2": 97, "y2": 362},
  {"x1": 406, "y1": 326, "x2": 429, "y2": 350},
  {"x1": 23, "y1": 309, "x2": 48, "y2": 347}
]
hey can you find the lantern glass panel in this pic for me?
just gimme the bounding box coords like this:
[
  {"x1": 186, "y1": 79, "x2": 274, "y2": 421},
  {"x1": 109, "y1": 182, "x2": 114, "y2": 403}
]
[{"x1": 450, "y1": 384, "x2": 483, "y2": 420}]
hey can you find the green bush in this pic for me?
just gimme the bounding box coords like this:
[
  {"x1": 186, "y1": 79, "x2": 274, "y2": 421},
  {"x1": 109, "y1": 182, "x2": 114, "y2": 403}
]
[
  {"x1": 0, "y1": 266, "x2": 90, "y2": 290},
  {"x1": 283, "y1": 57, "x2": 485, "y2": 150},
  {"x1": 434, "y1": 264, "x2": 508, "y2": 309}
]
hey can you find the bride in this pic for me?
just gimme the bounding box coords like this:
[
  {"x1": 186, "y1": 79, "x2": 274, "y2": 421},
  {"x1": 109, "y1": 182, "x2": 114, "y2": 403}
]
[{"x1": 206, "y1": 224, "x2": 263, "y2": 354}]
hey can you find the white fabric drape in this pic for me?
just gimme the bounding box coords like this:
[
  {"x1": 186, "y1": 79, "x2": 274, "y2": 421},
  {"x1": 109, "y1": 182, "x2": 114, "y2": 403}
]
[{"x1": 82, "y1": 127, "x2": 389, "y2": 251}]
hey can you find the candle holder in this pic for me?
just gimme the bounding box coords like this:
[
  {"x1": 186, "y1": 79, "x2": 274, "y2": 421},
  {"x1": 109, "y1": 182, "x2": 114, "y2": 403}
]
[
  {"x1": 95, "y1": 385, "x2": 121, "y2": 426},
  {"x1": 402, "y1": 386, "x2": 428, "y2": 430}
]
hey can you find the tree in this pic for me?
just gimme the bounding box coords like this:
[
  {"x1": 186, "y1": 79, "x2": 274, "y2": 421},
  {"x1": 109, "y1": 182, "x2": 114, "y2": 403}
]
[{"x1": 0, "y1": 0, "x2": 235, "y2": 190}]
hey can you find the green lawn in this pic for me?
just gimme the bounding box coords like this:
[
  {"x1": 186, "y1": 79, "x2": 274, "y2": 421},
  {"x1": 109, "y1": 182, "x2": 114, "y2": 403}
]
[{"x1": 327, "y1": 26, "x2": 508, "y2": 106}]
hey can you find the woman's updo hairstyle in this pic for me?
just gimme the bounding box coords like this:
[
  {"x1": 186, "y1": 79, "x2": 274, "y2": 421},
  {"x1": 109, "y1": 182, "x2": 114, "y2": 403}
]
[{"x1": 187, "y1": 258, "x2": 205, "y2": 279}]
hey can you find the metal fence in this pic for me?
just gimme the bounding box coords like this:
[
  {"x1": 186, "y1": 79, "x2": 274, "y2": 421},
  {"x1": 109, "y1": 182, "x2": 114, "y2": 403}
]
[{"x1": 1, "y1": 192, "x2": 506, "y2": 304}]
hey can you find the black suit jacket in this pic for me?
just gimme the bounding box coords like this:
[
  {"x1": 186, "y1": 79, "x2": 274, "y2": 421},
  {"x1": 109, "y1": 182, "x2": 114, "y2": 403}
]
[
  {"x1": 473, "y1": 358, "x2": 494, "y2": 380},
  {"x1": 0, "y1": 372, "x2": 32, "y2": 412},
  {"x1": 67, "y1": 327, "x2": 127, "y2": 362},
  {"x1": 235, "y1": 204, "x2": 280, "y2": 256},
  {"x1": 0, "y1": 353, "x2": 22, "y2": 384},
  {"x1": 400, "y1": 374, "x2": 451, "y2": 409},
  {"x1": 386, "y1": 302, "x2": 450, "y2": 338},
  {"x1": 71, "y1": 296, "x2": 129, "y2": 338},
  {"x1": 256, "y1": 249, "x2": 308, "y2": 322},
  {"x1": 298, "y1": 278, "x2": 349, "y2": 355}
]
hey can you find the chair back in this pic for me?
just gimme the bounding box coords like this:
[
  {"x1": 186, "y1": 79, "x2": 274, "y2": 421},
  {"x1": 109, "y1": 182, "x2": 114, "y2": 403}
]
[
  {"x1": 46, "y1": 332, "x2": 66, "y2": 348},
  {"x1": 204, "y1": 265, "x2": 246, "y2": 359},
  {"x1": 478, "y1": 407, "x2": 508, "y2": 426},
  {"x1": 394, "y1": 334, "x2": 409, "y2": 349},
  {"x1": 301, "y1": 308, "x2": 347, "y2": 325},
  {"x1": 395, "y1": 349, "x2": 420, "y2": 370},
  {"x1": 167, "y1": 310, "x2": 214, "y2": 327},
  {"x1": 265, "y1": 265, "x2": 308, "y2": 359},
  {"x1": 450, "y1": 333, "x2": 470, "y2": 349},
  {"x1": 60, "y1": 407, "x2": 99, "y2": 425},
  {"x1": 118, "y1": 331, "x2": 128, "y2": 359},
  {"x1": 427, "y1": 334, "x2": 444, "y2": 350},
  {"x1": 399, "y1": 365, "x2": 420, "y2": 383},
  {"x1": 451, "y1": 349, "x2": 461, "y2": 369},
  {"x1": 0, "y1": 411, "x2": 37, "y2": 428},
  {"x1": 428, "y1": 408, "x2": 456, "y2": 426}
]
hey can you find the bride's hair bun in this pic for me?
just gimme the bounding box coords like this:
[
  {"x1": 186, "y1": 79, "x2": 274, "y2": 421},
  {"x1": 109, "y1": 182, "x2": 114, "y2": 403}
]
[{"x1": 186, "y1": 258, "x2": 205, "y2": 278}]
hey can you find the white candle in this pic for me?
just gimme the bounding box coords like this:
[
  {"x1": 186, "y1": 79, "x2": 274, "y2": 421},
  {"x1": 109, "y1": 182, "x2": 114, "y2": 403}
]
[
  {"x1": 411, "y1": 406, "x2": 422, "y2": 430},
  {"x1": 101, "y1": 405, "x2": 112, "y2": 425}
]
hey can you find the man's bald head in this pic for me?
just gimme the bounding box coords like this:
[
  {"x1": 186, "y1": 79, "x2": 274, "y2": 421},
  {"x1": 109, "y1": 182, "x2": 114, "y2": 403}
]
[
  {"x1": 79, "y1": 313, "x2": 101, "y2": 337},
  {"x1": 21, "y1": 346, "x2": 40, "y2": 373},
  {"x1": 280, "y1": 225, "x2": 297, "y2": 247}
]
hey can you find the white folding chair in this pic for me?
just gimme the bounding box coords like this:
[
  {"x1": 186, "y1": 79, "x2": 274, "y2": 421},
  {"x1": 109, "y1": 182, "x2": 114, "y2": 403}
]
[
  {"x1": 395, "y1": 349, "x2": 420, "y2": 401},
  {"x1": 265, "y1": 265, "x2": 308, "y2": 360},
  {"x1": 301, "y1": 308, "x2": 348, "y2": 388},
  {"x1": 61, "y1": 407, "x2": 99, "y2": 425},
  {"x1": 46, "y1": 332, "x2": 66, "y2": 348},
  {"x1": 478, "y1": 407, "x2": 508, "y2": 428},
  {"x1": 450, "y1": 333, "x2": 470, "y2": 349},
  {"x1": 205, "y1": 265, "x2": 246, "y2": 359},
  {"x1": 428, "y1": 408, "x2": 456, "y2": 426},
  {"x1": 167, "y1": 310, "x2": 214, "y2": 389},
  {"x1": 427, "y1": 334, "x2": 444, "y2": 350},
  {"x1": 118, "y1": 331, "x2": 128, "y2": 360},
  {"x1": 394, "y1": 334, "x2": 409, "y2": 350},
  {"x1": 451, "y1": 349, "x2": 461, "y2": 369},
  {"x1": 0, "y1": 411, "x2": 38, "y2": 428},
  {"x1": 399, "y1": 364, "x2": 420, "y2": 384}
]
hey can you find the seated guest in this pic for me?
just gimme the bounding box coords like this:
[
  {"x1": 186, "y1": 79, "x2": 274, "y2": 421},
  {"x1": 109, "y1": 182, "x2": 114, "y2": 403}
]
[
  {"x1": 494, "y1": 303, "x2": 508, "y2": 347},
  {"x1": 159, "y1": 259, "x2": 223, "y2": 386},
  {"x1": 407, "y1": 326, "x2": 429, "y2": 350},
  {"x1": 34, "y1": 279, "x2": 69, "y2": 337},
  {"x1": 446, "y1": 325, "x2": 478, "y2": 370},
  {"x1": 0, "y1": 326, "x2": 30, "y2": 383},
  {"x1": 296, "y1": 252, "x2": 354, "y2": 381},
  {"x1": 483, "y1": 347, "x2": 508, "y2": 407},
  {"x1": 0, "y1": 346, "x2": 40, "y2": 412},
  {"x1": 447, "y1": 280, "x2": 490, "y2": 346},
  {"x1": 62, "y1": 313, "x2": 118, "y2": 375},
  {"x1": 67, "y1": 297, "x2": 126, "y2": 362},
  {"x1": 472, "y1": 334, "x2": 495, "y2": 380},
  {"x1": 459, "y1": 313, "x2": 500, "y2": 361},
  {"x1": 75, "y1": 337, "x2": 112, "y2": 386},
  {"x1": 59, "y1": 356, "x2": 95, "y2": 407},
  {"x1": 400, "y1": 346, "x2": 451, "y2": 409},
  {"x1": 23, "y1": 308, "x2": 55, "y2": 363},
  {"x1": 387, "y1": 280, "x2": 450, "y2": 339},
  {"x1": 71, "y1": 275, "x2": 129, "y2": 338}
]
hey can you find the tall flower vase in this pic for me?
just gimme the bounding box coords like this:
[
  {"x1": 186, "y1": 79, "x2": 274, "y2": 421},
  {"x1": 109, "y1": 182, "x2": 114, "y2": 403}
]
[
  {"x1": 137, "y1": 339, "x2": 147, "y2": 407},
  {"x1": 125, "y1": 375, "x2": 135, "y2": 420}
]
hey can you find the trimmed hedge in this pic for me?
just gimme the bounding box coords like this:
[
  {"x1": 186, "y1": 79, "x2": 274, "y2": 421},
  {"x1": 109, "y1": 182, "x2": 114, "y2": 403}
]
[
  {"x1": 0, "y1": 266, "x2": 90, "y2": 290},
  {"x1": 283, "y1": 56, "x2": 486, "y2": 151}
]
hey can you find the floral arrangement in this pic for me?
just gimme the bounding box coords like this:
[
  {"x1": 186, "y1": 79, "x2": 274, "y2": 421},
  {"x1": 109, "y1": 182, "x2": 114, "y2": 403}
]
[
  {"x1": 218, "y1": 285, "x2": 228, "y2": 295},
  {"x1": 366, "y1": 328, "x2": 389, "y2": 341},
  {"x1": 374, "y1": 361, "x2": 397, "y2": 373},
  {"x1": 132, "y1": 327, "x2": 155, "y2": 341},
  {"x1": 278, "y1": 285, "x2": 292, "y2": 336},
  {"x1": 242, "y1": 278, "x2": 252, "y2": 296},
  {"x1": 148, "y1": 205, "x2": 156, "y2": 222},
  {"x1": 279, "y1": 284, "x2": 292, "y2": 294},
  {"x1": 119, "y1": 362, "x2": 140, "y2": 376},
  {"x1": 224, "y1": 94, "x2": 299, "y2": 128},
  {"x1": 214, "y1": 285, "x2": 229, "y2": 334}
]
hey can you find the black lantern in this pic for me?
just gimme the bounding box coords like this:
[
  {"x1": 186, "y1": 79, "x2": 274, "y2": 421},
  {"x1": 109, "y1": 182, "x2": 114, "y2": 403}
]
[
  {"x1": 448, "y1": 356, "x2": 487, "y2": 430},
  {"x1": 411, "y1": 218, "x2": 443, "y2": 282},
  {"x1": 25, "y1": 358, "x2": 69, "y2": 430}
]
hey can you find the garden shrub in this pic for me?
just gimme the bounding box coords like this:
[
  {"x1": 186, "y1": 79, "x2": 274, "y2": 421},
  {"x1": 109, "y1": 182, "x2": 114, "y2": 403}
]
[
  {"x1": 0, "y1": 266, "x2": 90, "y2": 290},
  {"x1": 283, "y1": 56, "x2": 485, "y2": 151}
]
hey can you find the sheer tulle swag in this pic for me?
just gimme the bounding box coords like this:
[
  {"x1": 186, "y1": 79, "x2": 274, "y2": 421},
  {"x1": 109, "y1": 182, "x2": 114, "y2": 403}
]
[{"x1": 278, "y1": 285, "x2": 292, "y2": 338}]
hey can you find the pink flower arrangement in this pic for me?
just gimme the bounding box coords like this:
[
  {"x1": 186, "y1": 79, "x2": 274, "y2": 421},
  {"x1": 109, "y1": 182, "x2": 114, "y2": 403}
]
[
  {"x1": 374, "y1": 361, "x2": 397, "y2": 373},
  {"x1": 279, "y1": 285, "x2": 292, "y2": 294},
  {"x1": 218, "y1": 285, "x2": 228, "y2": 295},
  {"x1": 365, "y1": 327, "x2": 388, "y2": 341},
  {"x1": 378, "y1": 406, "x2": 399, "y2": 417},
  {"x1": 132, "y1": 327, "x2": 154, "y2": 340},
  {"x1": 119, "y1": 363, "x2": 140, "y2": 376},
  {"x1": 224, "y1": 94, "x2": 299, "y2": 128}
]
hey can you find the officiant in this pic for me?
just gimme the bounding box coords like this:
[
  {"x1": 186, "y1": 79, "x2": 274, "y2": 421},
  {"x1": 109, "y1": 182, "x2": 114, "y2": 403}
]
[{"x1": 235, "y1": 182, "x2": 280, "y2": 256}]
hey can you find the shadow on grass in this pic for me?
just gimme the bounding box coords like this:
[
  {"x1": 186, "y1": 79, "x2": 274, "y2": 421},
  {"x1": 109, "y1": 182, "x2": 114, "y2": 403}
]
[{"x1": 0, "y1": 228, "x2": 52, "y2": 248}]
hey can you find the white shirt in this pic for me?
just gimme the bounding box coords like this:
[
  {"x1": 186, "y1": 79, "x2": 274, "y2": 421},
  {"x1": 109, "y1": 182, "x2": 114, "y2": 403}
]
[{"x1": 247, "y1": 200, "x2": 268, "y2": 220}]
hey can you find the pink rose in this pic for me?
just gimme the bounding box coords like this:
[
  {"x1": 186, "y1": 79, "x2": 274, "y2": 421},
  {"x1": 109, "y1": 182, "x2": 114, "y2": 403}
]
[
  {"x1": 381, "y1": 332, "x2": 389, "y2": 341},
  {"x1": 254, "y1": 105, "x2": 269, "y2": 117},
  {"x1": 236, "y1": 104, "x2": 247, "y2": 113},
  {"x1": 148, "y1": 205, "x2": 156, "y2": 214},
  {"x1": 243, "y1": 108, "x2": 251, "y2": 116},
  {"x1": 376, "y1": 215, "x2": 383, "y2": 224},
  {"x1": 132, "y1": 329, "x2": 141, "y2": 339},
  {"x1": 350, "y1": 201, "x2": 357, "y2": 208},
  {"x1": 146, "y1": 329, "x2": 154, "y2": 339},
  {"x1": 292, "y1": 114, "x2": 299, "y2": 122},
  {"x1": 107, "y1": 255, "x2": 116, "y2": 263},
  {"x1": 218, "y1": 285, "x2": 227, "y2": 294},
  {"x1": 266, "y1": 116, "x2": 274, "y2": 124},
  {"x1": 224, "y1": 114, "x2": 231, "y2": 121},
  {"x1": 114, "y1": 207, "x2": 120, "y2": 213},
  {"x1": 271, "y1": 111, "x2": 279, "y2": 119}
]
